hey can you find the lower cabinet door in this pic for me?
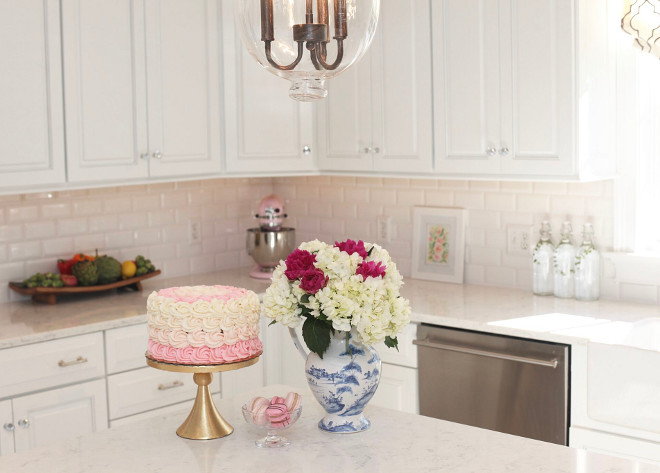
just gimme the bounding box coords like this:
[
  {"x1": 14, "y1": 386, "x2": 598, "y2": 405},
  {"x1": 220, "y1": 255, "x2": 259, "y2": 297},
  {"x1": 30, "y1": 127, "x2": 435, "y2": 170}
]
[
  {"x1": 12, "y1": 379, "x2": 108, "y2": 453},
  {"x1": 0, "y1": 399, "x2": 14, "y2": 455},
  {"x1": 107, "y1": 367, "x2": 219, "y2": 421},
  {"x1": 570, "y1": 426, "x2": 660, "y2": 465},
  {"x1": 370, "y1": 364, "x2": 419, "y2": 414},
  {"x1": 220, "y1": 356, "x2": 265, "y2": 399}
]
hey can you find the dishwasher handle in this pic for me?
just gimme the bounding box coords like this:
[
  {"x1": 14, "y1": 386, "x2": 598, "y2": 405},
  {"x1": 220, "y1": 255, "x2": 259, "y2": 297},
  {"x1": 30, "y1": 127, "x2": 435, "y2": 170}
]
[{"x1": 413, "y1": 338, "x2": 559, "y2": 369}]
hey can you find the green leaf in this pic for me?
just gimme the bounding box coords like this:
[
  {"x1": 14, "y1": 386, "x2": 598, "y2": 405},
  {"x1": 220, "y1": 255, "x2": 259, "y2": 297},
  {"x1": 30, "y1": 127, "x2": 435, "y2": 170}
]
[
  {"x1": 384, "y1": 336, "x2": 399, "y2": 352},
  {"x1": 268, "y1": 320, "x2": 277, "y2": 327},
  {"x1": 367, "y1": 246, "x2": 374, "y2": 257},
  {"x1": 302, "y1": 317, "x2": 332, "y2": 359},
  {"x1": 301, "y1": 294, "x2": 311, "y2": 304}
]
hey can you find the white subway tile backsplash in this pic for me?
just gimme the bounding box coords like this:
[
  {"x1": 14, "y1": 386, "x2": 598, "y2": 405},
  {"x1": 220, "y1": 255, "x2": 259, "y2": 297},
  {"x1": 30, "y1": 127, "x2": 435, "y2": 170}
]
[
  {"x1": 119, "y1": 212, "x2": 148, "y2": 230},
  {"x1": 132, "y1": 194, "x2": 161, "y2": 212},
  {"x1": 469, "y1": 247, "x2": 502, "y2": 266},
  {"x1": 455, "y1": 191, "x2": 485, "y2": 209},
  {"x1": 485, "y1": 193, "x2": 516, "y2": 212},
  {"x1": 397, "y1": 189, "x2": 425, "y2": 206},
  {"x1": 9, "y1": 206, "x2": 39, "y2": 222},
  {"x1": 161, "y1": 224, "x2": 188, "y2": 244},
  {"x1": 57, "y1": 218, "x2": 88, "y2": 236},
  {"x1": 134, "y1": 229, "x2": 162, "y2": 246},
  {"x1": 73, "y1": 234, "x2": 106, "y2": 253},
  {"x1": 425, "y1": 191, "x2": 454, "y2": 207},
  {"x1": 9, "y1": 241, "x2": 41, "y2": 261},
  {"x1": 40, "y1": 203, "x2": 71, "y2": 219},
  {"x1": 331, "y1": 202, "x2": 357, "y2": 219},
  {"x1": 485, "y1": 266, "x2": 516, "y2": 287},
  {"x1": 517, "y1": 194, "x2": 550, "y2": 213},
  {"x1": 104, "y1": 231, "x2": 135, "y2": 249},
  {"x1": 551, "y1": 196, "x2": 586, "y2": 216},
  {"x1": 104, "y1": 197, "x2": 132, "y2": 213},
  {"x1": 24, "y1": 222, "x2": 54, "y2": 240},
  {"x1": 370, "y1": 188, "x2": 397, "y2": 206},
  {"x1": 72, "y1": 200, "x2": 103, "y2": 216},
  {"x1": 89, "y1": 215, "x2": 119, "y2": 233},
  {"x1": 42, "y1": 238, "x2": 74, "y2": 257}
]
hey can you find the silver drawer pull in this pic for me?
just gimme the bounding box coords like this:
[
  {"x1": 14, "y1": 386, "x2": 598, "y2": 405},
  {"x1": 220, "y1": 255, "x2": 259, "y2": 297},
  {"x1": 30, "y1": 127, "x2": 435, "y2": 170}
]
[
  {"x1": 158, "y1": 380, "x2": 184, "y2": 391},
  {"x1": 413, "y1": 339, "x2": 558, "y2": 368},
  {"x1": 58, "y1": 356, "x2": 88, "y2": 367}
]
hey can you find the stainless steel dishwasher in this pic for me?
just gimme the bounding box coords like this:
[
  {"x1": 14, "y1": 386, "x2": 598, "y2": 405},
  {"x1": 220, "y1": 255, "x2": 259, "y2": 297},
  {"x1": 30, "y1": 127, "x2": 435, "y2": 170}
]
[{"x1": 414, "y1": 324, "x2": 569, "y2": 445}]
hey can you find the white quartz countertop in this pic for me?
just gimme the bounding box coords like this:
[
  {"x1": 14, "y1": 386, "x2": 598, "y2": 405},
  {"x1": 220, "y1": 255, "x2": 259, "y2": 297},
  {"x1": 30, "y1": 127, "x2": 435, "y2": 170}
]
[
  {"x1": 1, "y1": 385, "x2": 658, "y2": 473},
  {"x1": 1, "y1": 267, "x2": 659, "y2": 351}
]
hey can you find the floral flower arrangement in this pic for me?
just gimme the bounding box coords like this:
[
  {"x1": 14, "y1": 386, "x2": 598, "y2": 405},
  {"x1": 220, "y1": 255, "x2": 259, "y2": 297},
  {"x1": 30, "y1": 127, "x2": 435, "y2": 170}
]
[{"x1": 263, "y1": 239, "x2": 411, "y2": 357}]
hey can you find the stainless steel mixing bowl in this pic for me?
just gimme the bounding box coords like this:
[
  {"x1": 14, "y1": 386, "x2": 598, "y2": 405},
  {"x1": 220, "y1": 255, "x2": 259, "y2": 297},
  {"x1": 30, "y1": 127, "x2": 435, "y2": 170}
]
[{"x1": 246, "y1": 227, "x2": 296, "y2": 272}]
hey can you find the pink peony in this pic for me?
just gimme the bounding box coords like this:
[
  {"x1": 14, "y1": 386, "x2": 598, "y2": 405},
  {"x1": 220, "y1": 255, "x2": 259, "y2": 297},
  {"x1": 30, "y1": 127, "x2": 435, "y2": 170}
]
[
  {"x1": 284, "y1": 249, "x2": 317, "y2": 280},
  {"x1": 299, "y1": 269, "x2": 328, "y2": 294},
  {"x1": 334, "y1": 239, "x2": 368, "y2": 259},
  {"x1": 356, "y1": 261, "x2": 387, "y2": 281}
]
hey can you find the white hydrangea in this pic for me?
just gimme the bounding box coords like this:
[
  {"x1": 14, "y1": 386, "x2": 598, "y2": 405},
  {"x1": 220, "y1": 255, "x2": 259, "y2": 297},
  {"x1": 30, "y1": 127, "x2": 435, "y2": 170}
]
[{"x1": 262, "y1": 240, "x2": 411, "y2": 346}]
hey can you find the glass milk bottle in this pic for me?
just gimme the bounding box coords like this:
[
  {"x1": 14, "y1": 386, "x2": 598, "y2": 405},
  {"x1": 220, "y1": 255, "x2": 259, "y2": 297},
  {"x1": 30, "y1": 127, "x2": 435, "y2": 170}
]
[
  {"x1": 532, "y1": 221, "x2": 554, "y2": 296},
  {"x1": 574, "y1": 223, "x2": 600, "y2": 301},
  {"x1": 553, "y1": 222, "x2": 576, "y2": 299}
]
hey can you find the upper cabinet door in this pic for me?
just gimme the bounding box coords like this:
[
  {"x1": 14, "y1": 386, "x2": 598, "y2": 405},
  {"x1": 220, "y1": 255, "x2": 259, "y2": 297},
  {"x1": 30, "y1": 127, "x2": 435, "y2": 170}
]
[
  {"x1": 0, "y1": 0, "x2": 66, "y2": 190},
  {"x1": 144, "y1": 0, "x2": 222, "y2": 178},
  {"x1": 317, "y1": 59, "x2": 373, "y2": 172},
  {"x1": 371, "y1": 0, "x2": 433, "y2": 173},
  {"x1": 62, "y1": 0, "x2": 150, "y2": 183},
  {"x1": 0, "y1": 399, "x2": 14, "y2": 455},
  {"x1": 433, "y1": 0, "x2": 501, "y2": 175},
  {"x1": 222, "y1": 2, "x2": 315, "y2": 174},
  {"x1": 498, "y1": 0, "x2": 575, "y2": 176}
]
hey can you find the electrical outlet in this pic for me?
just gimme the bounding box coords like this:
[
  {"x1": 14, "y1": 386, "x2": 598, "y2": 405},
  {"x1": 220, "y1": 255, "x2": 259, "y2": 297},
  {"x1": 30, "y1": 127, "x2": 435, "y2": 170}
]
[
  {"x1": 188, "y1": 219, "x2": 202, "y2": 244},
  {"x1": 377, "y1": 216, "x2": 392, "y2": 242},
  {"x1": 507, "y1": 225, "x2": 533, "y2": 254}
]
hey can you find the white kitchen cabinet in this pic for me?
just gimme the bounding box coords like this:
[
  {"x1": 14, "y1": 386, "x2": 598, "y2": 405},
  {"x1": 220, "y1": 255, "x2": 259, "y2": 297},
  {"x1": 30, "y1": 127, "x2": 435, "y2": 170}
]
[
  {"x1": 63, "y1": 0, "x2": 222, "y2": 183},
  {"x1": 318, "y1": 0, "x2": 433, "y2": 174},
  {"x1": 370, "y1": 364, "x2": 419, "y2": 414},
  {"x1": 433, "y1": 0, "x2": 616, "y2": 180},
  {"x1": 105, "y1": 323, "x2": 149, "y2": 375},
  {"x1": 0, "y1": 333, "x2": 105, "y2": 400},
  {"x1": 0, "y1": 0, "x2": 66, "y2": 190},
  {"x1": 571, "y1": 426, "x2": 660, "y2": 466},
  {"x1": 220, "y1": 1, "x2": 316, "y2": 174},
  {"x1": 11, "y1": 379, "x2": 107, "y2": 453},
  {"x1": 0, "y1": 400, "x2": 14, "y2": 456},
  {"x1": 107, "y1": 366, "x2": 219, "y2": 420}
]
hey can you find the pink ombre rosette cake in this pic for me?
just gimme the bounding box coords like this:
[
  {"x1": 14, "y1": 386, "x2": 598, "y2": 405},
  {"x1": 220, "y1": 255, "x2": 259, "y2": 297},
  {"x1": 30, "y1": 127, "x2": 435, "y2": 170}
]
[{"x1": 146, "y1": 285, "x2": 263, "y2": 365}]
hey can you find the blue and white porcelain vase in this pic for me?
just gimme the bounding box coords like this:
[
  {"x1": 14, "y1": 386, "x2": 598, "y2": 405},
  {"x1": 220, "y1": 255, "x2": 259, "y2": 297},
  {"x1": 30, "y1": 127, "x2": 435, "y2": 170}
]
[{"x1": 290, "y1": 328, "x2": 381, "y2": 433}]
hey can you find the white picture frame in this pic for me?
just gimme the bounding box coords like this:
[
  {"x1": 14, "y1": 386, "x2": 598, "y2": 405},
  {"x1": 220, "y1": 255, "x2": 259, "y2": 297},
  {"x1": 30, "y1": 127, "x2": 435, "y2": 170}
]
[{"x1": 411, "y1": 207, "x2": 467, "y2": 283}]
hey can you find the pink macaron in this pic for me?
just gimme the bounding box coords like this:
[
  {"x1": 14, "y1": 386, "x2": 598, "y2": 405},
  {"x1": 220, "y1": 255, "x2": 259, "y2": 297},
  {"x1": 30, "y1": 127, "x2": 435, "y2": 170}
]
[
  {"x1": 266, "y1": 403, "x2": 290, "y2": 427},
  {"x1": 248, "y1": 397, "x2": 271, "y2": 426},
  {"x1": 284, "y1": 392, "x2": 302, "y2": 412}
]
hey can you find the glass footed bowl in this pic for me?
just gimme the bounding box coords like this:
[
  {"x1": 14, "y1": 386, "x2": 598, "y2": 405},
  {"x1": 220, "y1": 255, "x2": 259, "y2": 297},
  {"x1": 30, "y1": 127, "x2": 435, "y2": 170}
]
[{"x1": 242, "y1": 403, "x2": 302, "y2": 448}]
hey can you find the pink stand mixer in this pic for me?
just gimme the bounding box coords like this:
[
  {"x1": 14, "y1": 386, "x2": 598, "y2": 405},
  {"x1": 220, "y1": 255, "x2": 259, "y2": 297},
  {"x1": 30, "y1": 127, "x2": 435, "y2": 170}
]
[{"x1": 246, "y1": 195, "x2": 296, "y2": 279}]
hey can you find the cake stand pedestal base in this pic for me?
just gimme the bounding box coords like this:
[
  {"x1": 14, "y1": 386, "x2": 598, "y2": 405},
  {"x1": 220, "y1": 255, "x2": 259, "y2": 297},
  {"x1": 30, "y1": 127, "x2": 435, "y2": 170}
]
[{"x1": 146, "y1": 354, "x2": 261, "y2": 440}]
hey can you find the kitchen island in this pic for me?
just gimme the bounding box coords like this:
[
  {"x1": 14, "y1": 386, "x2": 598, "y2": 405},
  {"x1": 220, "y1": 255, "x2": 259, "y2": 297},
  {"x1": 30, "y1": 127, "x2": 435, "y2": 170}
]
[{"x1": 1, "y1": 385, "x2": 658, "y2": 473}]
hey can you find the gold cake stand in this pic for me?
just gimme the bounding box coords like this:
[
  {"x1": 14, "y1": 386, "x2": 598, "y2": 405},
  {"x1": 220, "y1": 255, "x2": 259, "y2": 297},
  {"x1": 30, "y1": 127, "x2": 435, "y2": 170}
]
[{"x1": 146, "y1": 353, "x2": 261, "y2": 440}]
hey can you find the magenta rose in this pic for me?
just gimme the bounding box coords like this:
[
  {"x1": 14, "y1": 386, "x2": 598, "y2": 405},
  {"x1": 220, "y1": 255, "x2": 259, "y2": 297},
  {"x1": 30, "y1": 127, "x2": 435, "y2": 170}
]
[
  {"x1": 284, "y1": 249, "x2": 317, "y2": 280},
  {"x1": 334, "y1": 239, "x2": 368, "y2": 259},
  {"x1": 299, "y1": 269, "x2": 328, "y2": 294},
  {"x1": 356, "y1": 261, "x2": 387, "y2": 281}
]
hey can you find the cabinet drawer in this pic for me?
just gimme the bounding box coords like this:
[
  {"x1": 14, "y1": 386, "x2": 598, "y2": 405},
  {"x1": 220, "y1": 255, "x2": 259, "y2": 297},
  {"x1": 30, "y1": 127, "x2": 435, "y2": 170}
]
[
  {"x1": 107, "y1": 366, "x2": 220, "y2": 420},
  {"x1": 0, "y1": 333, "x2": 105, "y2": 399},
  {"x1": 109, "y1": 399, "x2": 195, "y2": 429},
  {"x1": 376, "y1": 323, "x2": 418, "y2": 368},
  {"x1": 105, "y1": 323, "x2": 148, "y2": 374}
]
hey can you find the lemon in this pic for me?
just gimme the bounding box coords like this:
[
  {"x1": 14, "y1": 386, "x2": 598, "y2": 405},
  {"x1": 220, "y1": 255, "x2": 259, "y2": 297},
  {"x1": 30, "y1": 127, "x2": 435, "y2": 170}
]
[{"x1": 122, "y1": 260, "x2": 137, "y2": 279}]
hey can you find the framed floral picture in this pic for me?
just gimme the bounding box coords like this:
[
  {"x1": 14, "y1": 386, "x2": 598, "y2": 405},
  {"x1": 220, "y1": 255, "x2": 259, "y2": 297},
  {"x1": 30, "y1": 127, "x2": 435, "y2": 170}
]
[{"x1": 411, "y1": 207, "x2": 466, "y2": 283}]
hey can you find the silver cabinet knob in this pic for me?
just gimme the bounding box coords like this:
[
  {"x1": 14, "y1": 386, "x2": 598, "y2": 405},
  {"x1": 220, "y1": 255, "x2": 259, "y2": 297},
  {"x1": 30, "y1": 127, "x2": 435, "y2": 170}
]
[
  {"x1": 486, "y1": 148, "x2": 497, "y2": 156},
  {"x1": 152, "y1": 150, "x2": 162, "y2": 160},
  {"x1": 140, "y1": 153, "x2": 150, "y2": 161},
  {"x1": 361, "y1": 147, "x2": 371, "y2": 154},
  {"x1": 371, "y1": 147, "x2": 380, "y2": 154},
  {"x1": 3, "y1": 423, "x2": 14, "y2": 432},
  {"x1": 17, "y1": 419, "x2": 29, "y2": 429},
  {"x1": 302, "y1": 145, "x2": 311, "y2": 155},
  {"x1": 499, "y1": 147, "x2": 509, "y2": 156}
]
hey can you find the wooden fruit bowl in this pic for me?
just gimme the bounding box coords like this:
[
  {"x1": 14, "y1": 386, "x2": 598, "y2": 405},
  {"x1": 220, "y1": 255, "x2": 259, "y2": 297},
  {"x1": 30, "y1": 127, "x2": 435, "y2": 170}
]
[{"x1": 8, "y1": 270, "x2": 161, "y2": 305}]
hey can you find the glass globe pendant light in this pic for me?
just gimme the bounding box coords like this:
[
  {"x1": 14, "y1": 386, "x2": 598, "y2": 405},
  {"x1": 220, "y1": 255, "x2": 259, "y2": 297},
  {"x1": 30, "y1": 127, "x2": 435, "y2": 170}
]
[
  {"x1": 235, "y1": 0, "x2": 380, "y2": 101},
  {"x1": 622, "y1": 0, "x2": 660, "y2": 59}
]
